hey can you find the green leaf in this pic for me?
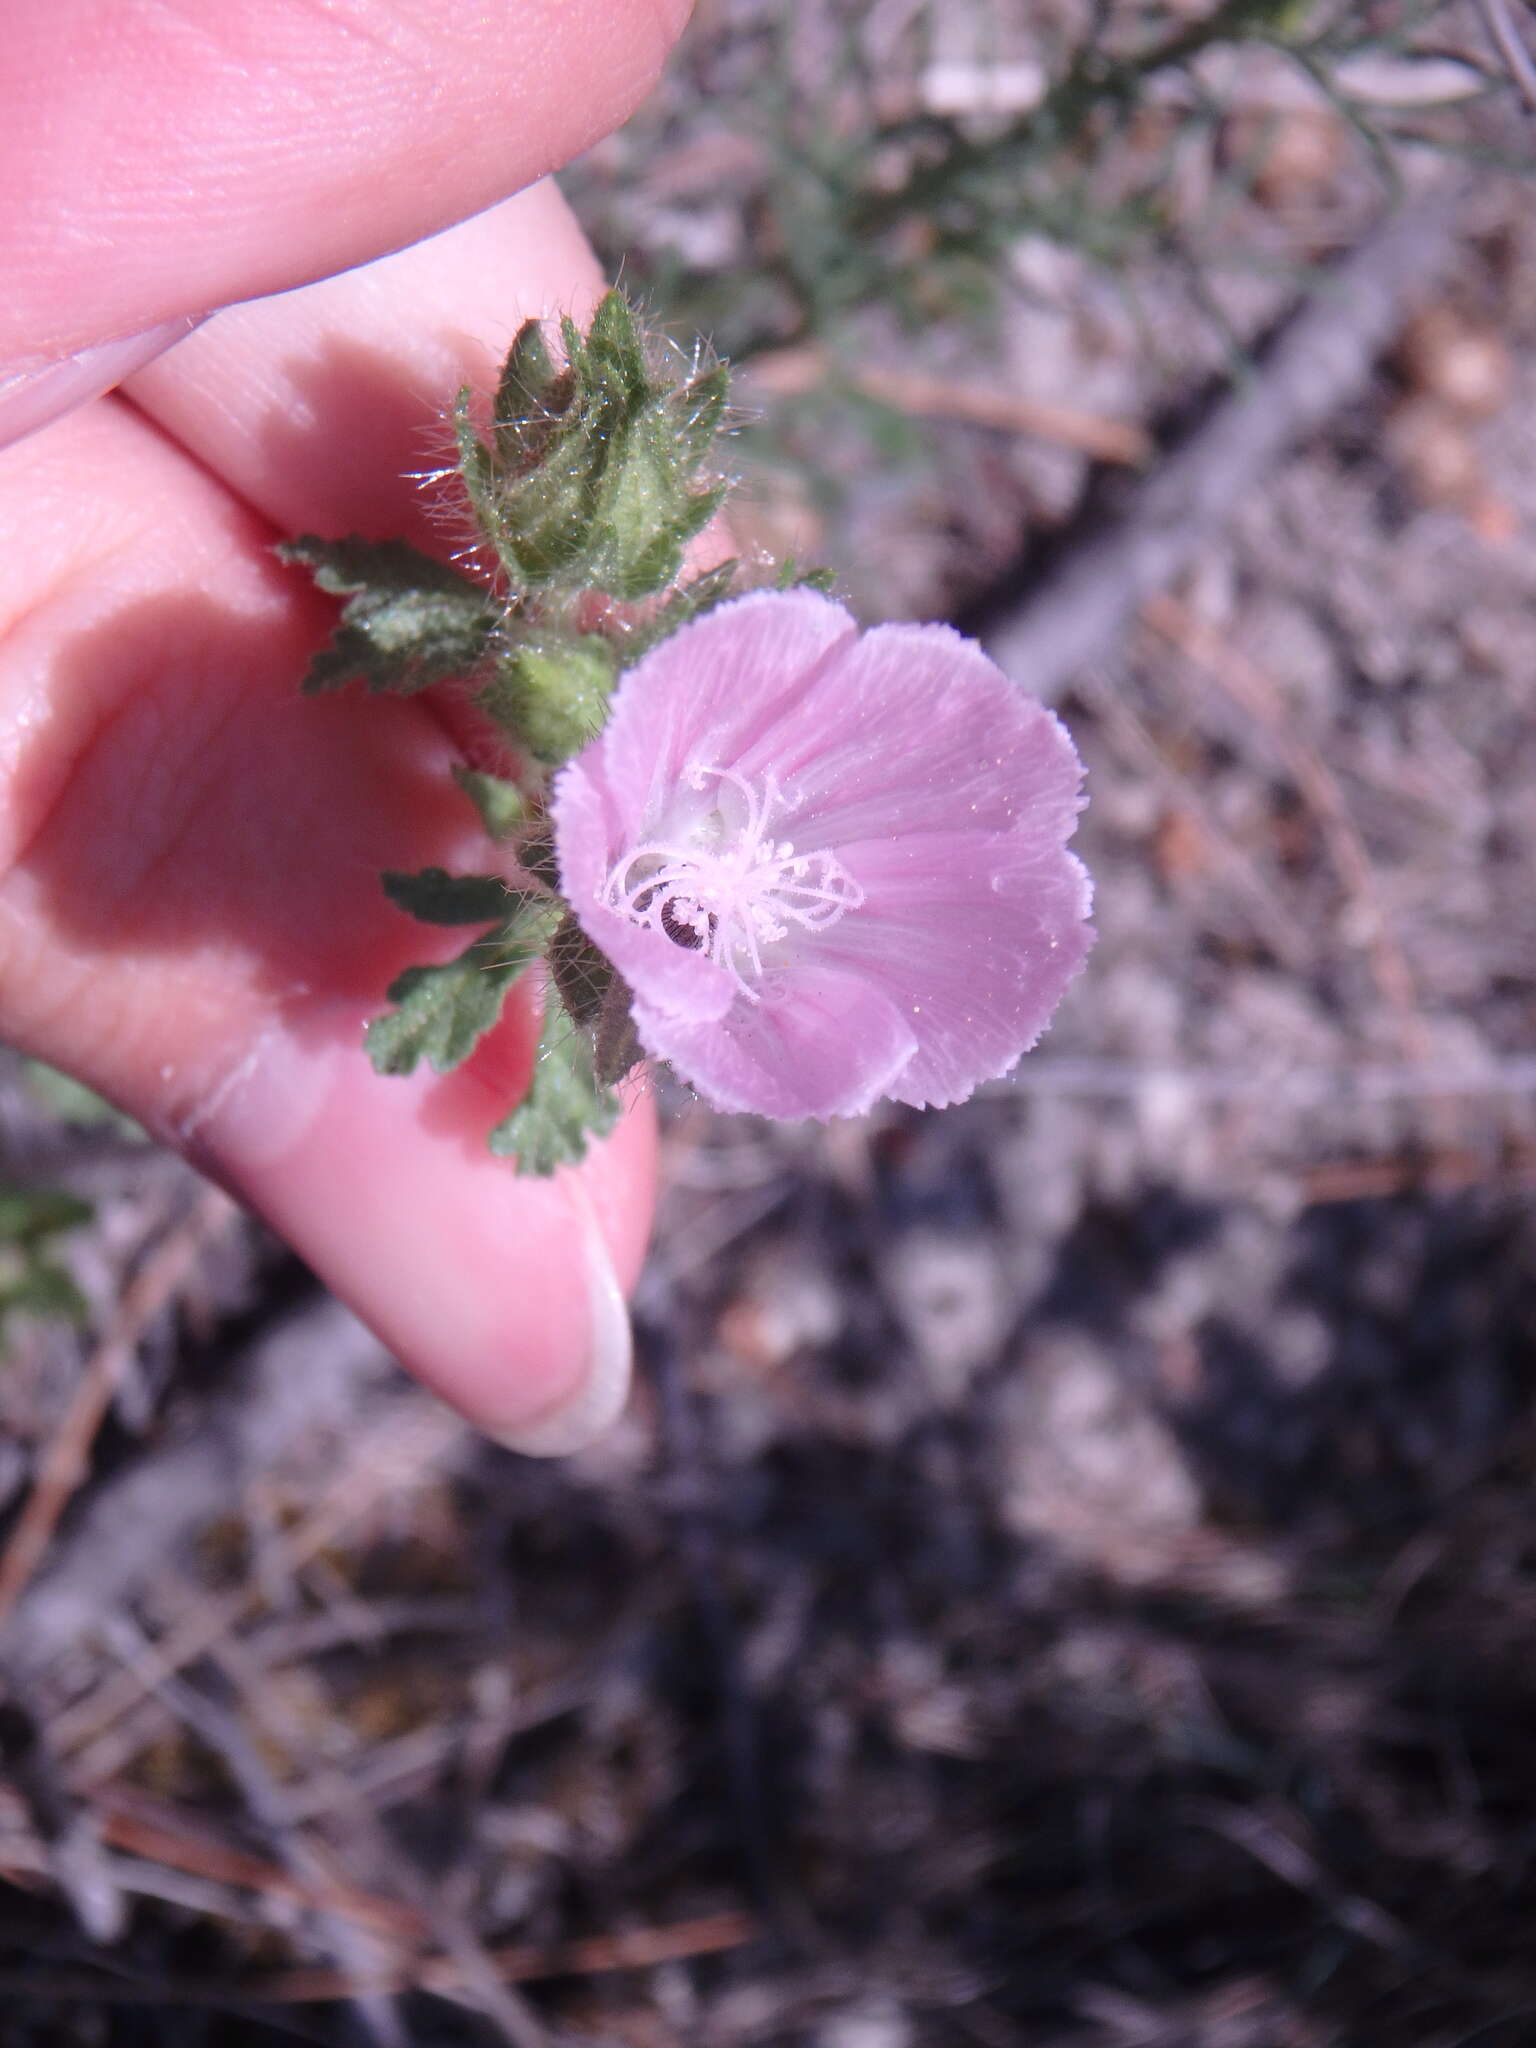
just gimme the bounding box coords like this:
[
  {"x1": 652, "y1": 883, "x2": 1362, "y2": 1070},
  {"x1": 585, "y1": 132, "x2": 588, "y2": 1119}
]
[
  {"x1": 0, "y1": 1262, "x2": 85, "y2": 1325},
  {"x1": 0, "y1": 1185, "x2": 91, "y2": 1344},
  {"x1": 452, "y1": 766, "x2": 528, "y2": 841},
  {"x1": 487, "y1": 983, "x2": 620, "y2": 1176},
  {"x1": 365, "y1": 905, "x2": 555, "y2": 1077},
  {"x1": 382, "y1": 869, "x2": 521, "y2": 926},
  {"x1": 280, "y1": 536, "x2": 498, "y2": 694}
]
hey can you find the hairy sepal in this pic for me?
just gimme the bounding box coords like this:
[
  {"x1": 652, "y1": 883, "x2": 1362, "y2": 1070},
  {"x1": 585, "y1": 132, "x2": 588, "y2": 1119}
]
[
  {"x1": 453, "y1": 292, "x2": 729, "y2": 607},
  {"x1": 478, "y1": 631, "x2": 619, "y2": 765}
]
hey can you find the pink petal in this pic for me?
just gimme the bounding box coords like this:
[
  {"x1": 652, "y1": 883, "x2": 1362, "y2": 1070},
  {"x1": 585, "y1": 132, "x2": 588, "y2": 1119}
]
[
  {"x1": 550, "y1": 590, "x2": 1094, "y2": 1121},
  {"x1": 552, "y1": 755, "x2": 736, "y2": 1025},
  {"x1": 633, "y1": 961, "x2": 918, "y2": 1119},
  {"x1": 819, "y1": 831, "x2": 1094, "y2": 1108},
  {"x1": 600, "y1": 588, "x2": 858, "y2": 841},
  {"x1": 733, "y1": 619, "x2": 1083, "y2": 847}
]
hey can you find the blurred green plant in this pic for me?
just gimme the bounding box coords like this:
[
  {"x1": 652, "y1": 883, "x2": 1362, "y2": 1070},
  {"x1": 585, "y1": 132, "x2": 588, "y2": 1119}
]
[
  {"x1": 0, "y1": 1186, "x2": 89, "y2": 1341},
  {"x1": 23, "y1": 1059, "x2": 145, "y2": 1141},
  {"x1": 567, "y1": 0, "x2": 1504, "y2": 363}
]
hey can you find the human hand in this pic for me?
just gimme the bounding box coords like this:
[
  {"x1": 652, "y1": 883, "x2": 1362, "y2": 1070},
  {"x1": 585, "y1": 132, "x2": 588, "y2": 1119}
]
[{"x1": 0, "y1": 0, "x2": 692, "y2": 1450}]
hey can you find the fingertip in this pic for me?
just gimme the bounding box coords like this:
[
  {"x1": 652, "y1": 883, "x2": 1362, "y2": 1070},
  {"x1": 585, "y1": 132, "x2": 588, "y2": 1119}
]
[{"x1": 195, "y1": 1008, "x2": 659, "y2": 1448}]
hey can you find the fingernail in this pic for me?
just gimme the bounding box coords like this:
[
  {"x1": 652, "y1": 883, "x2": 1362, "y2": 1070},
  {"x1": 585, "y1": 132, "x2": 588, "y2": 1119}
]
[
  {"x1": 0, "y1": 315, "x2": 207, "y2": 452},
  {"x1": 493, "y1": 1179, "x2": 634, "y2": 1457}
]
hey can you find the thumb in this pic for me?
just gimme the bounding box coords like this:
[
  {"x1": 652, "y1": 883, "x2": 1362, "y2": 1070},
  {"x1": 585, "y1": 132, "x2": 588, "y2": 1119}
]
[{"x1": 0, "y1": 394, "x2": 656, "y2": 1452}]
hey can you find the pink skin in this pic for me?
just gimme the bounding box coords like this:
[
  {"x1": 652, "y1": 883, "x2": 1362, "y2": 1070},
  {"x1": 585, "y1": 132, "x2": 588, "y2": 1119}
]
[{"x1": 0, "y1": 3, "x2": 691, "y2": 1446}]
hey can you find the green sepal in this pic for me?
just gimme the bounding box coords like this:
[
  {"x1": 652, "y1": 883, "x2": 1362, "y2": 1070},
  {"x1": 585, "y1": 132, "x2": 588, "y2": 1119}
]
[
  {"x1": 675, "y1": 361, "x2": 730, "y2": 465},
  {"x1": 452, "y1": 766, "x2": 528, "y2": 841},
  {"x1": 478, "y1": 631, "x2": 618, "y2": 764},
  {"x1": 547, "y1": 914, "x2": 610, "y2": 1028},
  {"x1": 510, "y1": 822, "x2": 562, "y2": 895},
  {"x1": 616, "y1": 559, "x2": 741, "y2": 668},
  {"x1": 453, "y1": 394, "x2": 520, "y2": 573},
  {"x1": 775, "y1": 559, "x2": 838, "y2": 594},
  {"x1": 382, "y1": 869, "x2": 524, "y2": 926},
  {"x1": 458, "y1": 384, "x2": 597, "y2": 586},
  {"x1": 492, "y1": 318, "x2": 570, "y2": 466},
  {"x1": 451, "y1": 291, "x2": 729, "y2": 606},
  {"x1": 548, "y1": 917, "x2": 642, "y2": 1089},
  {"x1": 365, "y1": 903, "x2": 556, "y2": 1077},
  {"x1": 487, "y1": 982, "x2": 621, "y2": 1176},
  {"x1": 279, "y1": 537, "x2": 498, "y2": 694},
  {"x1": 593, "y1": 980, "x2": 643, "y2": 1090}
]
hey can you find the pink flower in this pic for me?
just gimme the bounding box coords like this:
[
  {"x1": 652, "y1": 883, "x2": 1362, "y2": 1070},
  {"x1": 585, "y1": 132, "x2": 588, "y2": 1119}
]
[{"x1": 551, "y1": 589, "x2": 1092, "y2": 1119}]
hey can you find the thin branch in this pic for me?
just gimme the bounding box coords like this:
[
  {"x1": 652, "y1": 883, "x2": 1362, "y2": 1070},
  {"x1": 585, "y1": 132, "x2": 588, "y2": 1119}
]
[
  {"x1": 1476, "y1": 0, "x2": 1536, "y2": 113},
  {"x1": 0, "y1": 1911, "x2": 759, "y2": 2008}
]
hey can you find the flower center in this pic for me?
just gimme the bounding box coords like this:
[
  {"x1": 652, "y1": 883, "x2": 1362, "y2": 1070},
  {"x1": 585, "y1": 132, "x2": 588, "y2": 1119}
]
[{"x1": 601, "y1": 765, "x2": 863, "y2": 1000}]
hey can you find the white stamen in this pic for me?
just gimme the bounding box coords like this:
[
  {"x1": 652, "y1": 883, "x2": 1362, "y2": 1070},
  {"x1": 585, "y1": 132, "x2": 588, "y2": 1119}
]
[{"x1": 601, "y1": 765, "x2": 863, "y2": 1000}]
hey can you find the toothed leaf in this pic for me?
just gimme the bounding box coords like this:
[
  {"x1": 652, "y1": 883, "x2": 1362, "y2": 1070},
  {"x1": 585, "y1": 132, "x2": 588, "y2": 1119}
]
[
  {"x1": 365, "y1": 906, "x2": 554, "y2": 1077},
  {"x1": 280, "y1": 536, "x2": 497, "y2": 694},
  {"x1": 382, "y1": 869, "x2": 526, "y2": 927},
  {"x1": 487, "y1": 983, "x2": 620, "y2": 1175}
]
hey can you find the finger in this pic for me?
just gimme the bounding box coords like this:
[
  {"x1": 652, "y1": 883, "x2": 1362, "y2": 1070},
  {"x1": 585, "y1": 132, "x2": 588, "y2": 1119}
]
[
  {"x1": 126, "y1": 179, "x2": 605, "y2": 551},
  {"x1": 0, "y1": 397, "x2": 656, "y2": 1451},
  {"x1": 1, "y1": 0, "x2": 690, "y2": 368}
]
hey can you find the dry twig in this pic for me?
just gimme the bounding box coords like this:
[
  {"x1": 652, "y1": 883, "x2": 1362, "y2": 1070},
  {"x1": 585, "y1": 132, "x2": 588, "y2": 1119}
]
[
  {"x1": 0, "y1": 1186, "x2": 235, "y2": 1629},
  {"x1": 747, "y1": 347, "x2": 1152, "y2": 464},
  {"x1": 52, "y1": 1396, "x2": 464, "y2": 1772},
  {"x1": 0, "y1": 1911, "x2": 758, "y2": 2007},
  {"x1": 1477, "y1": 0, "x2": 1536, "y2": 114}
]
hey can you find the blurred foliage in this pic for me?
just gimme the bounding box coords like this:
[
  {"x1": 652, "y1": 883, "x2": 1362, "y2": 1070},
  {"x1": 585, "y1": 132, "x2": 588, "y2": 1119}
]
[
  {"x1": 568, "y1": 0, "x2": 1507, "y2": 361},
  {"x1": 0, "y1": 1186, "x2": 89, "y2": 1342},
  {"x1": 23, "y1": 1059, "x2": 144, "y2": 1141}
]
